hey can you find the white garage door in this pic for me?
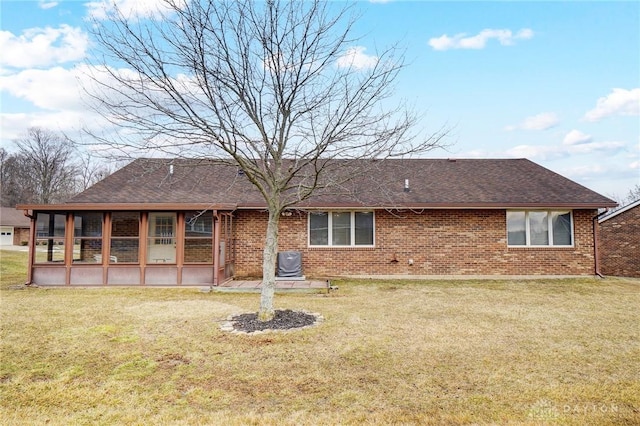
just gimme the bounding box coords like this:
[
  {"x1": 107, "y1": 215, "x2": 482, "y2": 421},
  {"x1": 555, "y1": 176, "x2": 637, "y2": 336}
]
[{"x1": 0, "y1": 226, "x2": 14, "y2": 245}]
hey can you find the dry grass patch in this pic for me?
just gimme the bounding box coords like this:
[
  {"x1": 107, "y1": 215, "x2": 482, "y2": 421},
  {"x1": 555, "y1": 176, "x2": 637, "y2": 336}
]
[
  {"x1": 1, "y1": 251, "x2": 639, "y2": 424},
  {"x1": 0, "y1": 249, "x2": 28, "y2": 290}
]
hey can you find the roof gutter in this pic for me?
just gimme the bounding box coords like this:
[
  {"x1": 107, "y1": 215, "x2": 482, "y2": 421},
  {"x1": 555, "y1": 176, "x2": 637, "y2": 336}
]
[
  {"x1": 236, "y1": 202, "x2": 618, "y2": 210},
  {"x1": 17, "y1": 203, "x2": 238, "y2": 212},
  {"x1": 18, "y1": 202, "x2": 617, "y2": 211}
]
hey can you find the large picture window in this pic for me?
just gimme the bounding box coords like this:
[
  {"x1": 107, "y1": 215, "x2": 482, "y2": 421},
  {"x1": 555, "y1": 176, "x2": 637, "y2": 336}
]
[
  {"x1": 507, "y1": 211, "x2": 573, "y2": 247},
  {"x1": 309, "y1": 211, "x2": 374, "y2": 247}
]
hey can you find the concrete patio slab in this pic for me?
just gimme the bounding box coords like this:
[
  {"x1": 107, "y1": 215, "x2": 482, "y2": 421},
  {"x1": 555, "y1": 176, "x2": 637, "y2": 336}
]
[{"x1": 210, "y1": 279, "x2": 330, "y2": 293}]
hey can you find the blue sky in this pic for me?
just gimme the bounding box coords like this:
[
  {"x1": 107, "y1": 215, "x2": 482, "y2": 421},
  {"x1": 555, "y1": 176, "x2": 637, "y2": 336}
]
[{"x1": 1, "y1": 0, "x2": 638, "y2": 199}]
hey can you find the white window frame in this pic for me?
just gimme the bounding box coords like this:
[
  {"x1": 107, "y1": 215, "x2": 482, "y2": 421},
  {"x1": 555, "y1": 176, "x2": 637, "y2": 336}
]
[
  {"x1": 507, "y1": 210, "x2": 574, "y2": 247},
  {"x1": 308, "y1": 211, "x2": 375, "y2": 247}
]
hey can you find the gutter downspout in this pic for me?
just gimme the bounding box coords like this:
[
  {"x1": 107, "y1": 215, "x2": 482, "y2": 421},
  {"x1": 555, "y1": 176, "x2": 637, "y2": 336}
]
[{"x1": 592, "y1": 209, "x2": 609, "y2": 278}]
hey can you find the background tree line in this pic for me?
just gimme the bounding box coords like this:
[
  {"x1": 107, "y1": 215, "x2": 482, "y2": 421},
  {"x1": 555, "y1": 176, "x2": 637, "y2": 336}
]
[{"x1": 0, "y1": 127, "x2": 112, "y2": 207}]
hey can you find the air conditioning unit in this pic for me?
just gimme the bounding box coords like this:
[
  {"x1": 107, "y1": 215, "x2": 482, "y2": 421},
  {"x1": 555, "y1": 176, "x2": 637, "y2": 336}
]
[{"x1": 277, "y1": 251, "x2": 304, "y2": 280}]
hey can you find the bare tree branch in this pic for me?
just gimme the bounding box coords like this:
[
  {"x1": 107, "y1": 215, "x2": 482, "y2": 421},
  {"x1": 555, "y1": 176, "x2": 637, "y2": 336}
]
[
  {"x1": 11, "y1": 128, "x2": 79, "y2": 204},
  {"x1": 82, "y1": 0, "x2": 451, "y2": 320}
]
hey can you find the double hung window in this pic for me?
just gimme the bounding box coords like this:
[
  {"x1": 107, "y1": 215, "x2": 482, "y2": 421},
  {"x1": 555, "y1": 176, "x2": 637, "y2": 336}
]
[{"x1": 309, "y1": 211, "x2": 374, "y2": 247}]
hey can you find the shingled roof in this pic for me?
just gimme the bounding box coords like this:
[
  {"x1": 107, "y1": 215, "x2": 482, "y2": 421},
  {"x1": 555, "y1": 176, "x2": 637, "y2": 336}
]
[
  {"x1": 1, "y1": 207, "x2": 31, "y2": 227},
  {"x1": 63, "y1": 158, "x2": 616, "y2": 209}
]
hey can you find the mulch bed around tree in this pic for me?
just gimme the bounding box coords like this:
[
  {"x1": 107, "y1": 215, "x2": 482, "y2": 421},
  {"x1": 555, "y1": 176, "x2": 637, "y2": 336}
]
[{"x1": 222, "y1": 309, "x2": 322, "y2": 334}]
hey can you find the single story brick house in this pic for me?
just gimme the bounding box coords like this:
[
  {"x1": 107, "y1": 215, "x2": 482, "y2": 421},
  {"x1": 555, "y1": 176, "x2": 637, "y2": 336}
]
[
  {"x1": 598, "y1": 199, "x2": 640, "y2": 278},
  {"x1": 17, "y1": 158, "x2": 617, "y2": 286},
  {"x1": 0, "y1": 207, "x2": 31, "y2": 246}
]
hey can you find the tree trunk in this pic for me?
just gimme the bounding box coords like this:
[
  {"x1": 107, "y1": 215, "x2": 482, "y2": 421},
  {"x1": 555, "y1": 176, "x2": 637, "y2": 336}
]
[{"x1": 258, "y1": 208, "x2": 280, "y2": 321}]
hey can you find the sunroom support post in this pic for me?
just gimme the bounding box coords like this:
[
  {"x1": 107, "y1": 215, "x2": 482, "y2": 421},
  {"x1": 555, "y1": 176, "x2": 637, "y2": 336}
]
[
  {"x1": 213, "y1": 210, "x2": 220, "y2": 286},
  {"x1": 176, "y1": 212, "x2": 184, "y2": 286},
  {"x1": 65, "y1": 213, "x2": 73, "y2": 285},
  {"x1": 140, "y1": 213, "x2": 148, "y2": 286},
  {"x1": 102, "y1": 213, "x2": 111, "y2": 285},
  {"x1": 25, "y1": 210, "x2": 35, "y2": 285}
]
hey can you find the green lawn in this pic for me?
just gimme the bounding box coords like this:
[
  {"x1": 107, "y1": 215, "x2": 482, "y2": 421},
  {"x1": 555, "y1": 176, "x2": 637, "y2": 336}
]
[{"x1": 1, "y1": 249, "x2": 639, "y2": 425}]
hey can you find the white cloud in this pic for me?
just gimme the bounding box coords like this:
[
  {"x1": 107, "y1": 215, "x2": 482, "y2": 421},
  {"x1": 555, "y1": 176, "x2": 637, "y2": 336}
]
[
  {"x1": 336, "y1": 46, "x2": 379, "y2": 70},
  {"x1": 558, "y1": 162, "x2": 639, "y2": 191},
  {"x1": 584, "y1": 88, "x2": 640, "y2": 121},
  {"x1": 462, "y1": 149, "x2": 490, "y2": 158},
  {"x1": 0, "y1": 105, "x2": 130, "y2": 156},
  {"x1": 1, "y1": 113, "x2": 33, "y2": 144},
  {"x1": 1, "y1": 110, "x2": 94, "y2": 139},
  {"x1": 505, "y1": 112, "x2": 559, "y2": 131},
  {"x1": 0, "y1": 62, "x2": 121, "y2": 147},
  {"x1": 562, "y1": 129, "x2": 592, "y2": 145},
  {"x1": 429, "y1": 28, "x2": 533, "y2": 51},
  {"x1": 561, "y1": 164, "x2": 608, "y2": 178},
  {"x1": 505, "y1": 140, "x2": 625, "y2": 161},
  {"x1": 39, "y1": 1, "x2": 58, "y2": 9},
  {"x1": 0, "y1": 25, "x2": 88, "y2": 69},
  {"x1": 85, "y1": 0, "x2": 187, "y2": 20},
  {"x1": 0, "y1": 66, "x2": 86, "y2": 111},
  {"x1": 0, "y1": 62, "x2": 222, "y2": 149},
  {"x1": 504, "y1": 144, "x2": 556, "y2": 159},
  {"x1": 569, "y1": 141, "x2": 626, "y2": 154},
  {"x1": 0, "y1": 63, "x2": 175, "y2": 114}
]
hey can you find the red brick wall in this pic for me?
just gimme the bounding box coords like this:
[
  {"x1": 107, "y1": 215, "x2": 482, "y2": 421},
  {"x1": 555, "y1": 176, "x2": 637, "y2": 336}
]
[
  {"x1": 599, "y1": 205, "x2": 640, "y2": 278},
  {"x1": 234, "y1": 209, "x2": 598, "y2": 277}
]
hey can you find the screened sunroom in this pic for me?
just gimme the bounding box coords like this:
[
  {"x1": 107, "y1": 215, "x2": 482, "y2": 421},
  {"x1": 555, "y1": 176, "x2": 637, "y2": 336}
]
[{"x1": 20, "y1": 204, "x2": 235, "y2": 286}]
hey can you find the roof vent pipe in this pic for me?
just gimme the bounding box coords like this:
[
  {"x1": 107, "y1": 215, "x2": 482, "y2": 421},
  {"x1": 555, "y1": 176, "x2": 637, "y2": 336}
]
[
  {"x1": 404, "y1": 179, "x2": 410, "y2": 192},
  {"x1": 169, "y1": 164, "x2": 174, "y2": 175}
]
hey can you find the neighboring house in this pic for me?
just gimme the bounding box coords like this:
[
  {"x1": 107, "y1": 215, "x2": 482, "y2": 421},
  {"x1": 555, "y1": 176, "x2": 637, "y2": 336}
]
[
  {"x1": 17, "y1": 158, "x2": 617, "y2": 286},
  {"x1": 0, "y1": 207, "x2": 30, "y2": 246},
  {"x1": 598, "y1": 199, "x2": 640, "y2": 278}
]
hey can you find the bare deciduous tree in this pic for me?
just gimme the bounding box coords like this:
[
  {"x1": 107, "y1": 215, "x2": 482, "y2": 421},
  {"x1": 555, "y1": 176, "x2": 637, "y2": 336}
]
[
  {"x1": 607, "y1": 184, "x2": 640, "y2": 212},
  {"x1": 623, "y1": 184, "x2": 640, "y2": 205},
  {"x1": 9, "y1": 128, "x2": 79, "y2": 204},
  {"x1": 85, "y1": 0, "x2": 449, "y2": 320},
  {"x1": 77, "y1": 152, "x2": 114, "y2": 191},
  {"x1": 1, "y1": 130, "x2": 113, "y2": 207},
  {"x1": 0, "y1": 148, "x2": 33, "y2": 207}
]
